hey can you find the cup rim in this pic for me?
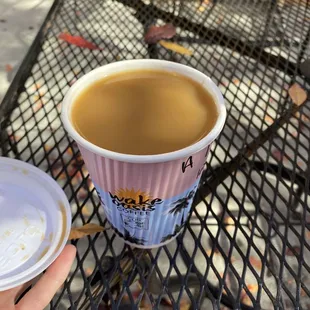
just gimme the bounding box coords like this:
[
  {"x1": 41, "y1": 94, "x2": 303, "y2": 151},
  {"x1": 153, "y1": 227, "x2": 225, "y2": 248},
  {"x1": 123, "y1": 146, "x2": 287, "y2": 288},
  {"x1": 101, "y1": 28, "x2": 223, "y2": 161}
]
[{"x1": 61, "y1": 59, "x2": 226, "y2": 163}]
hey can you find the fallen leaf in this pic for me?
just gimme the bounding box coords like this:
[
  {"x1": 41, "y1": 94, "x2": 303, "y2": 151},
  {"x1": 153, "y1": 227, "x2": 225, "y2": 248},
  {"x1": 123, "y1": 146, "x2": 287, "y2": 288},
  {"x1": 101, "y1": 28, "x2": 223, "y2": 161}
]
[
  {"x1": 72, "y1": 155, "x2": 84, "y2": 168},
  {"x1": 57, "y1": 172, "x2": 67, "y2": 180},
  {"x1": 272, "y1": 149, "x2": 290, "y2": 162},
  {"x1": 222, "y1": 289, "x2": 228, "y2": 295},
  {"x1": 78, "y1": 189, "x2": 88, "y2": 200},
  {"x1": 217, "y1": 15, "x2": 224, "y2": 24},
  {"x1": 197, "y1": 5, "x2": 206, "y2": 12},
  {"x1": 81, "y1": 205, "x2": 91, "y2": 215},
  {"x1": 58, "y1": 33, "x2": 103, "y2": 50},
  {"x1": 8, "y1": 133, "x2": 20, "y2": 142},
  {"x1": 32, "y1": 83, "x2": 41, "y2": 91},
  {"x1": 69, "y1": 223, "x2": 105, "y2": 240},
  {"x1": 224, "y1": 216, "x2": 235, "y2": 225},
  {"x1": 232, "y1": 78, "x2": 240, "y2": 85},
  {"x1": 139, "y1": 293, "x2": 152, "y2": 309},
  {"x1": 85, "y1": 267, "x2": 94, "y2": 276},
  {"x1": 197, "y1": 0, "x2": 211, "y2": 12},
  {"x1": 66, "y1": 147, "x2": 74, "y2": 156},
  {"x1": 240, "y1": 285, "x2": 257, "y2": 306},
  {"x1": 224, "y1": 216, "x2": 235, "y2": 232},
  {"x1": 180, "y1": 299, "x2": 191, "y2": 310},
  {"x1": 5, "y1": 64, "x2": 13, "y2": 72},
  {"x1": 241, "y1": 294, "x2": 253, "y2": 306},
  {"x1": 297, "y1": 160, "x2": 305, "y2": 168},
  {"x1": 81, "y1": 167, "x2": 89, "y2": 178},
  {"x1": 144, "y1": 24, "x2": 176, "y2": 44},
  {"x1": 288, "y1": 83, "x2": 307, "y2": 106},
  {"x1": 70, "y1": 171, "x2": 82, "y2": 186},
  {"x1": 159, "y1": 40, "x2": 193, "y2": 56},
  {"x1": 264, "y1": 115, "x2": 274, "y2": 124},
  {"x1": 160, "y1": 297, "x2": 173, "y2": 306},
  {"x1": 34, "y1": 100, "x2": 44, "y2": 112},
  {"x1": 247, "y1": 284, "x2": 258, "y2": 292},
  {"x1": 286, "y1": 246, "x2": 300, "y2": 256},
  {"x1": 43, "y1": 144, "x2": 52, "y2": 152},
  {"x1": 302, "y1": 114, "x2": 310, "y2": 122},
  {"x1": 249, "y1": 256, "x2": 262, "y2": 269}
]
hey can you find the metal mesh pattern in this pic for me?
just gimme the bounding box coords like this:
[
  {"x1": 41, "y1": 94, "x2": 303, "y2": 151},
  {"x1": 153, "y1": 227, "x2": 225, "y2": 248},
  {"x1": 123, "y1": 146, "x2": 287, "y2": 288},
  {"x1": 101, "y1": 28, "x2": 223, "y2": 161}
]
[{"x1": 1, "y1": 0, "x2": 310, "y2": 308}]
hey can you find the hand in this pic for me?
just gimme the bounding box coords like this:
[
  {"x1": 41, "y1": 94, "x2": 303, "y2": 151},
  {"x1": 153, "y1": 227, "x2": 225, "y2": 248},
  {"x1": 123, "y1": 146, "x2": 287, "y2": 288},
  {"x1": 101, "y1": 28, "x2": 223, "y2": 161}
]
[{"x1": 0, "y1": 245, "x2": 76, "y2": 310}]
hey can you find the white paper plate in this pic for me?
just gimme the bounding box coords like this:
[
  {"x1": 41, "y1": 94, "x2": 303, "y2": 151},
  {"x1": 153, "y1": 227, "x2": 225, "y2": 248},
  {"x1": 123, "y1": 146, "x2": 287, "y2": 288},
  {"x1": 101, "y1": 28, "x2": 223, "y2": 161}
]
[{"x1": 0, "y1": 157, "x2": 71, "y2": 291}]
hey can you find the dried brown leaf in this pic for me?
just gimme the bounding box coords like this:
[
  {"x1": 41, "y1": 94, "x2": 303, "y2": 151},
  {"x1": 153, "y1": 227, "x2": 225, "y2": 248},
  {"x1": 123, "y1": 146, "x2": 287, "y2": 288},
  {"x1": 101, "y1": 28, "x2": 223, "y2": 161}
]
[
  {"x1": 232, "y1": 78, "x2": 240, "y2": 85},
  {"x1": 264, "y1": 115, "x2": 274, "y2": 124},
  {"x1": 249, "y1": 256, "x2": 262, "y2": 270},
  {"x1": 217, "y1": 15, "x2": 224, "y2": 24},
  {"x1": 144, "y1": 24, "x2": 176, "y2": 44},
  {"x1": 241, "y1": 294, "x2": 253, "y2": 306},
  {"x1": 43, "y1": 144, "x2": 52, "y2": 152},
  {"x1": 160, "y1": 297, "x2": 172, "y2": 306},
  {"x1": 81, "y1": 205, "x2": 91, "y2": 215},
  {"x1": 69, "y1": 223, "x2": 105, "y2": 240},
  {"x1": 288, "y1": 83, "x2": 307, "y2": 106},
  {"x1": 247, "y1": 284, "x2": 259, "y2": 292},
  {"x1": 286, "y1": 246, "x2": 300, "y2": 256},
  {"x1": 34, "y1": 100, "x2": 44, "y2": 112},
  {"x1": 5, "y1": 64, "x2": 13, "y2": 72},
  {"x1": 159, "y1": 40, "x2": 193, "y2": 56},
  {"x1": 240, "y1": 285, "x2": 257, "y2": 306},
  {"x1": 272, "y1": 149, "x2": 288, "y2": 162},
  {"x1": 180, "y1": 299, "x2": 191, "y2": 310},
  {"x1": 139, "y1": 293, "x2": 152, "y2": 309},
  {"x1": 66, "y1": 147, "x2": 74, "y2": 156},
  {"x1": 224, "y1": 216, "x2": 234, "y2": 225},
  {"x1": 197, "y1": 5, "x2": 205, "y2": 12},
  {"x1": 58, "y1": 33, "x2": 103, "y2": 50},
  {"x1": 85, "y1": 267, "x2": 94, "y2": 276}
]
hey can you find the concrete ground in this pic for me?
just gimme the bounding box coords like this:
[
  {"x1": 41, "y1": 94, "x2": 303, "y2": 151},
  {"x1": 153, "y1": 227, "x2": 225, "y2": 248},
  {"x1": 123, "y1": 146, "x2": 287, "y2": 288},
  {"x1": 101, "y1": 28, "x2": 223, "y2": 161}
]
[{"x1": 0, "y1": 0, "x2": 53, "y2": 103}]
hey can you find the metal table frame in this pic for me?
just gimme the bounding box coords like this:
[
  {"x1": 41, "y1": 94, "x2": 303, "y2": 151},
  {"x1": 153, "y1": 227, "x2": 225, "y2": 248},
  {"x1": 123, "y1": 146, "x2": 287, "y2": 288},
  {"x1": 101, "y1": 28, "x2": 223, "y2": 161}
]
[{"x1": 1, "y1": 0, "x2": 310, "y2": 309}]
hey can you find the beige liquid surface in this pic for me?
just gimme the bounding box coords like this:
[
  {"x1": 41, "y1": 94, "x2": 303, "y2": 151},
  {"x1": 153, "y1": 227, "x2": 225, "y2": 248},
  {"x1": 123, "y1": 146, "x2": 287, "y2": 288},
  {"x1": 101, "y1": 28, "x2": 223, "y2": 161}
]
[{"x1": 71, "y1": 69, "x2": 218, "y2": 155}]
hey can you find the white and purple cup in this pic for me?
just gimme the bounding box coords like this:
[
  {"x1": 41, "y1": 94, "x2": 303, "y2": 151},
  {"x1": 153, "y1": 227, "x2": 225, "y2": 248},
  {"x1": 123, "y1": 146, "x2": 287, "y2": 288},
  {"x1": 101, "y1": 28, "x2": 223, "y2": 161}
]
[{"x1": 62, "y1": 60, "x2": 226, "y2": 248}]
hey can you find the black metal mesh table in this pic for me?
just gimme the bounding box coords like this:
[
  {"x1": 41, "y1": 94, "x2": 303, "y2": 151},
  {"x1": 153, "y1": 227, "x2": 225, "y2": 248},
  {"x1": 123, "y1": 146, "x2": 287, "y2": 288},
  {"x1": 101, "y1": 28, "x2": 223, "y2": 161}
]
[{"x1": 1, "y1": 0, "x2": 310, "y2": 309}]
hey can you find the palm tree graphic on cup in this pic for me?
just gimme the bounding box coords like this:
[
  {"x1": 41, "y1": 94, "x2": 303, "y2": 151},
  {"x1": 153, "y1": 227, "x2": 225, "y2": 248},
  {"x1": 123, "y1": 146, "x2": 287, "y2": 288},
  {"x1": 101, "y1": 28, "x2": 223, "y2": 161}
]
[{"x1": 161, "y1": 187, "x2": 196, "y2": 243}]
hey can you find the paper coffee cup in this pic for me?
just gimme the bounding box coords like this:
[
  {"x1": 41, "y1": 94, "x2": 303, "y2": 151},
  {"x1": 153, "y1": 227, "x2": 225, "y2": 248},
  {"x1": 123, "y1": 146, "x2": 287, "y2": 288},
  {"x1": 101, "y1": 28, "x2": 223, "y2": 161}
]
[
  {"x1": 0, "y1": 157, "x2": 71, "y2": 291},
  {"x1": 62, "y1": 60, "x2": 226, "y2": 248}
]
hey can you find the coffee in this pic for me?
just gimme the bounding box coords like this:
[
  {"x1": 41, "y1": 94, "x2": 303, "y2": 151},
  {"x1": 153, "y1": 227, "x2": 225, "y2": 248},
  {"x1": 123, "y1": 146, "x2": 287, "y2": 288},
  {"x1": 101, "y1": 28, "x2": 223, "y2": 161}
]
[{"x1": 71, "y1": 69, "x2": 218, "y2": 155}]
